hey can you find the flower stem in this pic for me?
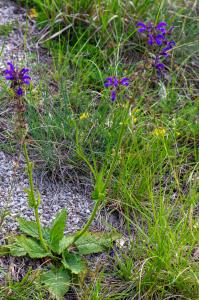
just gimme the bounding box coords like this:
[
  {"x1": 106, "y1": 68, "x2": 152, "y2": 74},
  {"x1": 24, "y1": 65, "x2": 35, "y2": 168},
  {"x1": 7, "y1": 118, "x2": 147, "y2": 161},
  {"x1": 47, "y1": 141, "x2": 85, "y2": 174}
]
[
  {"x1": 34, "y1": 206, "x2": 49, "y2": 252},
  {"x1": 23, "y1": 143, "x2": 48, "y2": 252},
  {"x1": 73, "y1": 104, "x2": 129, "y2": 244}
]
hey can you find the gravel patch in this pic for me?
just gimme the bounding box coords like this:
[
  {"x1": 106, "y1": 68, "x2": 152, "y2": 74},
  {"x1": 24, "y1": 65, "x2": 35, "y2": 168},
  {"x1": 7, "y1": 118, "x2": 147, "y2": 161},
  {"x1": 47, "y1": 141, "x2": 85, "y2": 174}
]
[
  {"x1": 0, "y1": 151, "x2": 97, "y2": 240},
  {"x1": 0, "y1": 0, "x2": 33, "y2": 70}
]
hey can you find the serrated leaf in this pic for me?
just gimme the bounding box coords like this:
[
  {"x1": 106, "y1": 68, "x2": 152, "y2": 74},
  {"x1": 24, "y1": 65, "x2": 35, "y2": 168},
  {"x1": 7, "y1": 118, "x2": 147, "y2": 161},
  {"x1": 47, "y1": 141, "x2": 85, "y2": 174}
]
[
  {"x1": 17, "y1": 217, "x2": 50, "y2": 241},
  {"x1": 62, "y1": 251, "x2": 86, "y2": 274},
  {"x1": 0, "y1": 245, "x2": 10, "y2": 256},
  {"x1": 17, "y1": 218, "x2": 40, "y2": 238},
  {"x1": 41, "y1": 267, "x2": 70, "y2": 299},
  {"x1": 50, "y1": 209, "x2": 67, "y2": 253},
  {"x1": 16, "y1": 235, "x2": 50, "y2": 258},
  {"x1": 9, "y1": 243, "x2": 27, "y2": 257},
  {"x1": 58, "y1": 235, "x2": 75, "y2": 254},
  {"x1": 75, "y1": 231, "x2": 121, "y2": 255}
]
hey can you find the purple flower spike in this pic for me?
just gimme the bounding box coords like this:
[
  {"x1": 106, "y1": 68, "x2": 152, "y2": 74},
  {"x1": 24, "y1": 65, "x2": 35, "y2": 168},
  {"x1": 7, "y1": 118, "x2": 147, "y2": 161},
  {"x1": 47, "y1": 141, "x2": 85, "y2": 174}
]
[
  {"x1": 137, "y1": 20, "x2": 175, "y2": 48},
  {"x1": 104, "y1": 76, "x2": 129, "y2": 101},
  {"x1": 3, "y1": 62, "x2": 31, "y2": 96}
]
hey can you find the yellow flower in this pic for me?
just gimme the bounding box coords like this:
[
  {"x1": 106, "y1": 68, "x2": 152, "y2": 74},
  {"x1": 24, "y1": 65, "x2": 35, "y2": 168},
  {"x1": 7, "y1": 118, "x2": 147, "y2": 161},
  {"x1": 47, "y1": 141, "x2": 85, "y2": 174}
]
[
  {"x1": 28, "y1": 8, "x2": 38, "y2": 19},
  {"x1": 132, "y1": 107, "x2": 140, "y2": 114},
  {"x1": 79, "y1": 112, "x2": 90, "y2": 120},
  {"x1": 132, "y1": 115, "x2": 137, "y2": 124},
  {"x1": 152, "y1": 127, "x2": 166, "y2": 137}
]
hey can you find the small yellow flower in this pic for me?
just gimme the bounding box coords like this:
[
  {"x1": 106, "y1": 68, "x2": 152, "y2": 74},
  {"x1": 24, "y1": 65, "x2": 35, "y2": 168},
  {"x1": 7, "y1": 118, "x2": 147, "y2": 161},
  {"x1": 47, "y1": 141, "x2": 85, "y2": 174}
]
[
  {"x1": 132, "y1": 107, "x2": 140, "y2": 114},
  {"x1": 152, "y1": 127, "x2": 166, "y2": 137},
  {"x1": 132, "y1": 115, "x2": 137, "y2": 123},
  {"x1": 28, "y1": 8, "x2": 38, "y2": 19},
  {"x1": 79, "y1": 112, "x2": 90, "y2": 120}
]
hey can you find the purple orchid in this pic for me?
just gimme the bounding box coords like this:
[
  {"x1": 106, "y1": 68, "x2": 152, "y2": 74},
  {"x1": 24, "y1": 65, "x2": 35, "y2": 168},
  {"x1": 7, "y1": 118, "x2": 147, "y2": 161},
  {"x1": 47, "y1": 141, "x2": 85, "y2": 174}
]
[
  {"x1": 4, "y1": 62, "x2": 31, "y2": 96},
  {"x1": 104, "y1": 76, "x2": 129, "y2": 101}
]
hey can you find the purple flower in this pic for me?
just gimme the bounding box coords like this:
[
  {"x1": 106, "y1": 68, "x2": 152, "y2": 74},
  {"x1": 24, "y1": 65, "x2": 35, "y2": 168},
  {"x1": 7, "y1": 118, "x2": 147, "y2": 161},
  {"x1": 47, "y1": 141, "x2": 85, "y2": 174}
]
[
  {"x1": 120, "y1": 77, "x2": 129, "y2": 86},
  {"x1": 136, "y1": 21, "x2": 153, "y2": 33},
  {"x1": 148, "y1": 33, "x2": 165, "y2": 46},
  {"x1": 137, "y1": 21, "x2": 174, "y2": 47},
  {"x1": 17, "y1": 87, "x2": 23, "y2": 96},
  {"x1": 155, "y1": 22, "x2": 167, "y2": 33},
  {"x1": 154, "y1": 56, "x2": 166, "y2": 77},
  {"x1": 160, "y1": 40, "x2": 175, "y2": 57},
  {"x1": 3, "y1": 62, "x2": 31, "y2": 96},
  {"x1": 104, "y1": 76, "x2": 129, "y2": 101},
  {"x1": 104, "y1": 77, "x2": 119, "y2": 88},
  {"x1": 111, "y1": 90, "x2": 116, "y2": 101}
]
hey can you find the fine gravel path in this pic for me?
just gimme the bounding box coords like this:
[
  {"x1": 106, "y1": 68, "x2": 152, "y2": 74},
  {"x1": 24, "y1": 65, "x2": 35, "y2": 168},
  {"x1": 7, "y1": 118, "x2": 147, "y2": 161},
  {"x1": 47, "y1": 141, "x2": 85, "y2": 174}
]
[{"x1": 0, "y1": 1, "x2": 120, "y2": 243}]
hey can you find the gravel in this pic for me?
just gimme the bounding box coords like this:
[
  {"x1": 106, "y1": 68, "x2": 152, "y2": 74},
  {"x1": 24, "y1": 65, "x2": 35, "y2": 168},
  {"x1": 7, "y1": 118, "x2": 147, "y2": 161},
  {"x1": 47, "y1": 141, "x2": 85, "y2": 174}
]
[{"x1": 0, "y1": 151, "x2": 98, "y2": 239}]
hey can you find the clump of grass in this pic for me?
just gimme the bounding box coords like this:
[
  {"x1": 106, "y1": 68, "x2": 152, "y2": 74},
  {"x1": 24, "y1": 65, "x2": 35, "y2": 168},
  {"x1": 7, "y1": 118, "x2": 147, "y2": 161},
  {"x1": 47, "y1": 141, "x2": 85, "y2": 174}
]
[{"x1": 0, "y1": 22, "x2": 13, "y2": 37}]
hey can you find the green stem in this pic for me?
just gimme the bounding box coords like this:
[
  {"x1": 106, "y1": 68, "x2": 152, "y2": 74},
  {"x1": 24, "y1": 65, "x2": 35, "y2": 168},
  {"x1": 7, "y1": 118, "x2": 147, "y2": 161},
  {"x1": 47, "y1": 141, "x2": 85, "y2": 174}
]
[
  {"x1": 34, "y1": 207, "x2": 49, "y2": 252},
  {"x1": 103, "y1": 106, "x2": 129, "y2": 192},
  {"x1": 23, "y1": 143, "x2": 49, "y2": 252},
  {"x1": 73, "y1": 104, "x2": 130, "y2": 244},
  {"x1": 73, "y1": 197, "x2": 102, "y2": 243}
]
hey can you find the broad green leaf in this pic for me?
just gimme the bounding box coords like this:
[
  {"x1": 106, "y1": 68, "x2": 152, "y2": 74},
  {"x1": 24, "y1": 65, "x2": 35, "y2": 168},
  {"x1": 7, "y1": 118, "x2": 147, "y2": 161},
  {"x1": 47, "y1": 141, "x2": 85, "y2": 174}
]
[
  {"x1": 62, "y1": 251, "x2": 86, "y2": 274},
  {"x1": 75, "y1": 232, "x2": 121, "y2": 255},
  {"x1": 17, "y1": 217, "x2": 50, "y2": 241},
  {"x1": 50, "y1": 209, "x2": 67, "y2": 253},
  {"x1": 17, "y1": 218, "x2": 40, "y2": 238},
  {"x1": 58, "y1": 235, "x2": 75, "y2": 254},
  {"x1": 41, "y1": 267, "x2": 70, "y2": 299},
  {"x1": 9, "y1": 243, "x2": 27, "y2": 257},
  {"x1": 0, "y1": 245, "x2": 10, "y2": 256},
  {"x1": 16, "y1": 235, "x2": 50, "y2": 258}
]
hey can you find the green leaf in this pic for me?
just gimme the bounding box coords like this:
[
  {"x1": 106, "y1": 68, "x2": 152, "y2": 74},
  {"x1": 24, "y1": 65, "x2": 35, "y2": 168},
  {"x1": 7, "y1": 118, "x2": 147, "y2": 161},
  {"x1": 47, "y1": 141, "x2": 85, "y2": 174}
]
[
  {"x1": 17, "y1": 218, "x2": 40, "y2": 238},
  {"x1": 17, "y1": 217, "x2": 50, "y2": 241},
  {"x1": 50, "y1": 209, "x2": 67, "y2": 253},
  {"x1": 58, "y1": 235, "x2": 75, "y2": 254},
  {"x1": 41, "y1": 267, "x2": 70, "y2": 299},
  {"x1": 16, "y1": 235, "x2": 50, "y2": 258},
  {"x1": 75, "y1": 232, "x2": 121, "y2": 255},
  {"x1": 9, "y1": 243, "x2": 27, "y2": 257},
  {"x1": 0, "y1": 245, "x2": 10, "y2": 256},
  {"x1": 62, "y1": 251, "x2": 86, "y2": 274}
]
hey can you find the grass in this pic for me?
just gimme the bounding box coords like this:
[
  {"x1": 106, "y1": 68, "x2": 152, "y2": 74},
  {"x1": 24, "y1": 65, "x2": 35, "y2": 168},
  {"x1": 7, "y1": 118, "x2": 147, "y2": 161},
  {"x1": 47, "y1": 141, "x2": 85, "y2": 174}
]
[
  {"x1": 0, "y1": 0, "x2": 199, "y2": 299},
  {"x1": 0, "y1": 23, "x2": 14, "y2": 37}
]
